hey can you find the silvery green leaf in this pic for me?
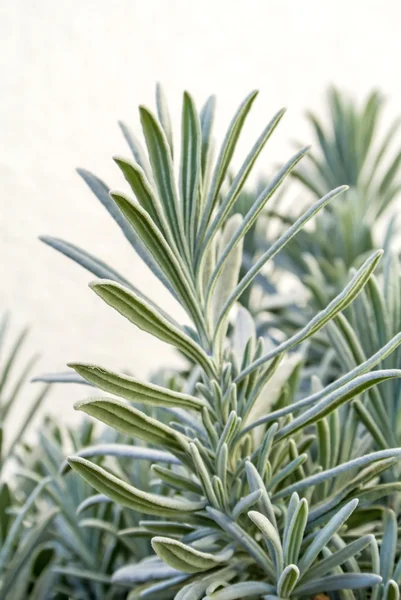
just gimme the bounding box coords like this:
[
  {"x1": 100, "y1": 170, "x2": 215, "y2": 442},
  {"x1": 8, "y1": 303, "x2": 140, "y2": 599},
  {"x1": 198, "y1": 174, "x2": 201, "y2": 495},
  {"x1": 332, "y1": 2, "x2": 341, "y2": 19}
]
[
  {"x1": 242, "y1": 329, "x2": 401, "y2": 434},
  {"x1": 245, "y1": 461, "x2": 277, "y2": 526},
  {"x1": 200, "y1": 95, "x2": 216, "y2": 182},
  {"x1": 236, "y1": 247, "x2": 381, "y2": 381},
  {"x1": 118, "y1": 120, "x2": 153, "y2": 176},
  {"x1": 248, "y1": 510, "x2": 283, "y2": 575},
  {"x1": 113, "y1": 156, "x2": 167, "y2": 232},
  {"x1": 152, "y1": 464, "x2": 202, "y2": 495},
  {"x1": 306, "y1": 458, "x2": 399, "y2": 523},
  {"x1": 205, "y1": 146, "x2": 308, "y2": 306},
  {"x1": 52, "y1": 566, "x2": 111, "y2": 585},
  {"x1": 109, "y1": 191, "x2": 196, "y2": 310},
  {"x1": 68, "y1": 457, "x2": 206, "y2": 516},
  {"x1": 180, "y1": 92, "x2": 202, "y2": 245},
  {"x1": 156, "y1": 83, "x2": 174, "y2": 158},
  {"x1": 189, "y1": 443, "x2": 218, "y2": 507},
  {"x1": 31, "y1": 371, "x2": 91, "y2": 385},
  {"x1": 69, "y1": 362, "x2": 206, "y2": 411},
  {"x1": 294, "y1": 573, "x2": 382, "y2": 596},
  {"x1": 233, "y1": 307, "x2": 256, "y2": 366},
  {"x1": 380, "y1": 510, "x2": 397, "y2": 583},
  {"x1": 139, "y1": 521, "x2": 194, "y2": 537},
  {"x1": 77, "y1": 168, "x2": 175, "y2": 295},
  {"x1": 175, "y1": 565, "x2": 238, "y2": 600},
  {"x1": 356, "y1": 483, "x2": 401, "y2": 505},
  {"x1": 112, "y1": 556, "x2": 180, "y2": 584},
  {"x1": 277, "y1": 369, "x2": 401, "y2": 441},
  {"x1": 0, "y1": 325, "x2": 29, "y2": 398},
  {"x1": 133, "y1": 574, "x2": 190, "y2": 598},
  {"x1": 4, "y1": 384, "x2": 50, "y2": 461},
  {"x1": 76, "y1": 494, "x2": 111, "y2": 515},
  {"x1": 216, "y1": 186, "x2": 348, "y2": 346},
  {"x1": 90, "y1": 279, "x2": 215, "y2": 377},
  {"x1": 151, "y1": 536, "x2": 232, "y2": 573},
  {"x1": 140, "y1": 106, "x2": 188, "y2": 259},
  {"x1": 74, "y1": 396, "x2": 187, "y2": 453},
  {"x1": 301, "y1": 535, "x2": 374, "y2": 582},
  {"x1": 297, "y1": 499, "x2": 359, "y2": 575},
  {"x1": 267, "y1": 453, "x2": 307, "y2": 490},
  {"x1": 199, "y1": 108, "x2": 286, "y2": 261},
  {"x1": 353, "y1": 398, "x2": 389, "y2": 449},
  {"x1": 0, "y1": 508, "x2": 58, "y2": 598},
  {"x1": 39, "y1": 235, "x2": 132, "y2": 288},
  {"x1": 283, "y1": 497, "x2": 308, "y2": 566},
  {"x1": 65, "y1": 443, "x2": 179, "y2": 470},
  {"x1": 206, "y1": 507, "x2": 274, "y2": 576},
  {"x1": 384, "y1": 580, "x2": 400, "y2": 600},
  {"x1": 275, "y1": 448, "x2": 401, "y2": 500},
  {"x1": 277, "y1": 564, "x2": 300, "y2": 598},
  {"x1": 204, "y1": 581, "x2": 275, "y2": 599},
  {"x1": 232, "y1": 490, "x2": 262, "y2": 520},
  {"x1": 211, "y1": 214, "x2": 244, "y2": 332},
  {"x1": 197, "y1": 90, "x2": 258, "y2": 243},
  {"x1": 0, "y1": 477, "x2": 51, "y2": 568}
]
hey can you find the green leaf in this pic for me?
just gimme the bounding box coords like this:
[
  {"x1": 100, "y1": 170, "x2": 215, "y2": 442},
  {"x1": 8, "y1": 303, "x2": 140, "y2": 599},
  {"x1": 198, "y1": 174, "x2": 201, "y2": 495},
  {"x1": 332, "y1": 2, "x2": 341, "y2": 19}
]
[
  {"x1": 211, "y1": 214, "x2": 244, "y2": 346},
  {"x1": 274, "y1": 449, "x2": 401, "y2": 500},
  {"x1": 68, "y1": 457, "x2": 206, "y2": 516},
  {"x1": 277, "y1": 369, "x2": 401, "y2": 441},
  {"x1": 206, "y1": 507, "x2": 274, "y2": 576},
  {"x1": 205, "y1": 145, "x2": 308, "y2": 307},
  {"x1": 216, "y1": 186, "x2": 348, "y2": 347},
  {"x1": 63, "y1": 443, "x2": 180, "y2": 473},
  {"x1": 248, "y1": 510, "x2": 283, "y2": 575},
  {"x1": 294, "y1": 573, "x2": 382, "y2": 596},
  {"x1": 74, "y1": 396, "x2": 187, "y2": 453},
  {"x1": 198, "y1": 107, "x2": 286, "y2": 264},
  {"x1": 384, "y1": 580, "x2": 400, "y2": 600},
  {"x1": 118, "y1": 120, "x2": 153, "y2": 178},
  {"x1": 77, "y1": 168, "x2": 175, "y2": 296},
  {"x1": 381, "y1": 510, "x2": 397, "y2": 583},
  {"x1": 175, "y1": 565, "x2": 238, "y2": 600},
  {"x1": 277, "y1": 564, "x2": 300, "y2": 598},
  {"x1": 152, "y1": 536, "x2": 232, "y2": 573},
  {"x1": 0, "y1": 477, "x2": 51, "y2": 569},
  {"x1": 112, "y1": 557, "x2": 180, "y2": 584},
  {"x1": 197, "y1": 90, "x2": 258, "y2": 242},
  {"x1": 39, "y1": 235, "x2": 132, "y2": 288},
  {"x1": 200, "y1": 95, "x2": 216, "y2": 183},
  {"x1": 90, "y1": 279, "x2": 215, "y2": 376},
  {"x1": 53, "y1": 566, "x2": 112, "y2": 584},
  {"x1": 180, "y1": 92, "x2": 202, "y2": 246},
  {"x1": 113, "y1": 156, "x2": 166, "y2": 232},
  {"x1": 283, "y1": 497, "x2": 308, "y2": 566},
  {"x1": 156, "y1": 83, "x2": 174, "y2": 157},
  {"x1": 232, "y1": 490, "x2": 262, "y2": 520},
  {"x1": 204, "y1": 581, "x2": 275, "y2": 599},
  {"x1": 69, "y1": 362, "x2": 206, "y2": 410},
  {"x1": 301, "y1": 535, "x2": 374, "y2": 582},
  {"x1": 108, "y1": 192, "x2": 197, "y2": 311},
  {"x1": 0, "y1": 509, "x2": 58, "y2": 600},
  {"x1": 297, "y1": 499, "x2": 359, "y2": 575},
  {"x1": 139, "y1": 106, "x2": 188, "y2": 259},
  {"x1": 241, "y1": 329, "x2": 401, "y2": 435}
]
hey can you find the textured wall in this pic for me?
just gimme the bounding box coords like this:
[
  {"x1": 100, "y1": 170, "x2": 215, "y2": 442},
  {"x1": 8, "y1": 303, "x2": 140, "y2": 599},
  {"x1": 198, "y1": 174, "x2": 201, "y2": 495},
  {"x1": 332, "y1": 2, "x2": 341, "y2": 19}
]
[{"x1": 1, "y1": 0, "x2": 401, "y2": 426}]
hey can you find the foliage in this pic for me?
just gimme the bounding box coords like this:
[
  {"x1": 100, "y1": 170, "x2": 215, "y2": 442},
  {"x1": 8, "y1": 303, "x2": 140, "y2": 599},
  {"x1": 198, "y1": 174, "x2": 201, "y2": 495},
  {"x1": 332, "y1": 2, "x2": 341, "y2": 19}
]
[
  {"x1": 3, "y1": 86, "x2": 401, "y2": 600},
  {"x1": 31, "y1": 86, "x2": 401, "y2": 600}
]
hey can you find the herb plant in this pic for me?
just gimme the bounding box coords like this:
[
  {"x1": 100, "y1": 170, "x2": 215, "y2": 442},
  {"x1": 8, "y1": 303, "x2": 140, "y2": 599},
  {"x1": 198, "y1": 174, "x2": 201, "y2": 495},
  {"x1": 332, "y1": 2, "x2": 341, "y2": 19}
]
[{"x1": 35, "y1": 87, "x2": 401, "y2": 599}]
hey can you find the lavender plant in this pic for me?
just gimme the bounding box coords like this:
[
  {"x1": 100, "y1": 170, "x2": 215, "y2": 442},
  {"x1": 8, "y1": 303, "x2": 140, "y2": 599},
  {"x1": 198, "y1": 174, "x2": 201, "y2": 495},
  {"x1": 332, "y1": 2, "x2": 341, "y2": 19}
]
[{"x1": 33, "y1": 87, "x2": 401, "y2": 600}]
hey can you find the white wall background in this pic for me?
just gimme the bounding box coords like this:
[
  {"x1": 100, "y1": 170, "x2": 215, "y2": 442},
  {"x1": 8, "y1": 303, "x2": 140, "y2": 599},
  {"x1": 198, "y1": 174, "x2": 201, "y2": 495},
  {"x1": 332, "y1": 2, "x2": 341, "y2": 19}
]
[{"x1": 1, "y1": 0, "x2": 401, "y2": 426}]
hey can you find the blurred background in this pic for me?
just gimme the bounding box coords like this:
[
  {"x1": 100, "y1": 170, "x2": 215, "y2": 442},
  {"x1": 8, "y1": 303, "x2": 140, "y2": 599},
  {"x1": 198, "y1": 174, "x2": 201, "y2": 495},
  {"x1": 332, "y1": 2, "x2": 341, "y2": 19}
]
[{"x1": 1, "y1": 0, "x2": 401, "y2": 425}]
